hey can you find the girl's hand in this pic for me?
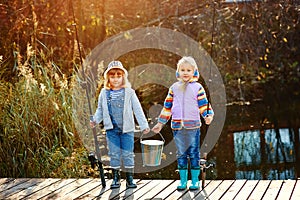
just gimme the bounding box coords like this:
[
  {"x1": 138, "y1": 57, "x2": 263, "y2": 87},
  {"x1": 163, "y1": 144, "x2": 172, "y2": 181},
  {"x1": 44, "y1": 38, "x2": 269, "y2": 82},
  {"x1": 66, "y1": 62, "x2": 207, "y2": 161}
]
[
  {"x1": 205, "y1": 115, "x2": 213, "y2": 125},
  {"x1": 151, "y1": 123, "x2": 163, "y2": 133},
  {"x1": 142, "y1": 128, "x2": 150, "y2": 134}
]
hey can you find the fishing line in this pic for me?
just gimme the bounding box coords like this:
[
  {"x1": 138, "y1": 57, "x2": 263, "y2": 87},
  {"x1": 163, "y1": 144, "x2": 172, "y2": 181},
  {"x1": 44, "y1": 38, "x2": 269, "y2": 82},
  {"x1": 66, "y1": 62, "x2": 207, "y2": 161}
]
[{"x1": 70, "y1": 0, "x2": 106, "y2": 187}]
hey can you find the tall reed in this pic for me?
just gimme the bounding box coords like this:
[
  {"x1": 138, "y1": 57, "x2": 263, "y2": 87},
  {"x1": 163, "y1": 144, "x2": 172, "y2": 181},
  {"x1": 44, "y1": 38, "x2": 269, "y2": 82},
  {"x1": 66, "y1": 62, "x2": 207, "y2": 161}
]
[{"x1": 0, "y1": 44, "x2": 89, "y2": 178}]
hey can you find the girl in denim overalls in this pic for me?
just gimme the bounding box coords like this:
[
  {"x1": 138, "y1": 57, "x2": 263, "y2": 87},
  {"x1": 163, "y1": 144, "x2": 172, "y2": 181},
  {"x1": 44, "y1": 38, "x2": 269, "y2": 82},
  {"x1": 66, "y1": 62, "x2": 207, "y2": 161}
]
[
  {"x1": 91, "y1": 61, "x2": 150, "y2": 189},
  {"x1": 152, "y1": 56, "x2": 214, "y2": 190}
]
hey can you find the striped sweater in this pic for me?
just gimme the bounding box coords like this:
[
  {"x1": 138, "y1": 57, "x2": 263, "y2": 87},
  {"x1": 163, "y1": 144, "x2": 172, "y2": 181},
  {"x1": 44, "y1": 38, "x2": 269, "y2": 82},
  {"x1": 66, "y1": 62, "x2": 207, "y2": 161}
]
[{"x1": 158, "y1": 81, "x2": 214, "y2": 130}]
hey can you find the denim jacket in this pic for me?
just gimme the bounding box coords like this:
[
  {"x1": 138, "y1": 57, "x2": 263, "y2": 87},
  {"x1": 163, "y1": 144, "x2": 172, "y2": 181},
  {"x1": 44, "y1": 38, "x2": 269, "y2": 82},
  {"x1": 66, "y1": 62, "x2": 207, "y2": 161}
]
[{"x1": 93, "y1": 88, "x2": 149, "y2": 133}]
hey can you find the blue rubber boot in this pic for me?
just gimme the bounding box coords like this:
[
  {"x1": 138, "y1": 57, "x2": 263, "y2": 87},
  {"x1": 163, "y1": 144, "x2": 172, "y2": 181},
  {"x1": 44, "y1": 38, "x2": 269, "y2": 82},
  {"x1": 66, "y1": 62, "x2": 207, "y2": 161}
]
[
  {"x1": 189, "y1": 168, "x2": 200, "y2": 190},
  {"x1": 177, "y1": 167, "x2": 188, "y2": 190}
]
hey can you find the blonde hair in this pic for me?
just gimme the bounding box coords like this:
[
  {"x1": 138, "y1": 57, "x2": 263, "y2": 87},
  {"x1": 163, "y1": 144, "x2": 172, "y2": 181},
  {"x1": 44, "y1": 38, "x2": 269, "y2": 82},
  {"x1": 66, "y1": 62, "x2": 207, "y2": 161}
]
[
  {"x1": 104, "y1": 68, "x2": 131, "y2": 89},
  {"x1": 176, "y1": 56, "x2": 200, "y2": 82}
]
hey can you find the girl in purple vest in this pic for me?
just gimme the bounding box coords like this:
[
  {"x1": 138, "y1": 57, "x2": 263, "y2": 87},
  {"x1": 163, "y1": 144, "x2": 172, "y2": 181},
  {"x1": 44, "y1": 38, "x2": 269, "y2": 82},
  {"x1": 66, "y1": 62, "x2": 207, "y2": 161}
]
[{"x1": 152, "y1": 56, "x2": 214, "y2": 190}]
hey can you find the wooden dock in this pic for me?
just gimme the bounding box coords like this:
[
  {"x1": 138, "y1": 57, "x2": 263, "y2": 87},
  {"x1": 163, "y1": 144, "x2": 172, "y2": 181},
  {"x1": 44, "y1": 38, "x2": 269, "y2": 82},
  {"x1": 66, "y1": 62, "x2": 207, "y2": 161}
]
[{"x1": 0, "y1": 178, "x2": 299, "y2": 199}]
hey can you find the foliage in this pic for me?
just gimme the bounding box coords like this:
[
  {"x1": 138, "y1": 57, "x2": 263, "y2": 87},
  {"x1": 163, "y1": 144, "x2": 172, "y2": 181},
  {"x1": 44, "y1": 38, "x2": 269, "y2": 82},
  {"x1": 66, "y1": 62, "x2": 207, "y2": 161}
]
[
  {"x1": 0, "y1": 44, "x2": 85, "y2": 177},
  {"x1": 0, "y1": 0, "x2": 299, "y2": 178}
]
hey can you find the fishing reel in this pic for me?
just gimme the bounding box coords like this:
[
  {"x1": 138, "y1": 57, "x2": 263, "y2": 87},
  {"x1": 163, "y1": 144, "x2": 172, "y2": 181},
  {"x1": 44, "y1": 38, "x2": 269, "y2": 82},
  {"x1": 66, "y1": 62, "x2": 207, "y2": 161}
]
[
  {"x1": 200, "y1": 156, "x2": 216, "y2": 189},
  {"x1": 200, "y1": 158, "x2": 215, "y2": 172},
  {"x1": 88, "y1": 152, "x2": 99, "y2": 169}
]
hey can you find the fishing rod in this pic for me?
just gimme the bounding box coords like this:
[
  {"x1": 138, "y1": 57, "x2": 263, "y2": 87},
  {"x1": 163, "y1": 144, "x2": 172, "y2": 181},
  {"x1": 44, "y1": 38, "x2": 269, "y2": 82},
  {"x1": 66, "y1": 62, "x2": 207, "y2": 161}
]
[
  {"x1": 70, "y1": 0, "x2": 106, "y2": 187},
  {"x1": 201, "y1": 0, "x2": 217, "y2": 189}
]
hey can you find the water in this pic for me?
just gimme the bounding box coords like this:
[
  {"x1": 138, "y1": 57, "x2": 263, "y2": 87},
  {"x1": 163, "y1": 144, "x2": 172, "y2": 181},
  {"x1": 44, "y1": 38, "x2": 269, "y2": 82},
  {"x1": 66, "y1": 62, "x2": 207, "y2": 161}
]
[
  {"x1": 133, "y1": 101, "x2": 300, "y2": 180},
  {"x1": 233, "y1": 128, "x2": 297, "y2": 179}
]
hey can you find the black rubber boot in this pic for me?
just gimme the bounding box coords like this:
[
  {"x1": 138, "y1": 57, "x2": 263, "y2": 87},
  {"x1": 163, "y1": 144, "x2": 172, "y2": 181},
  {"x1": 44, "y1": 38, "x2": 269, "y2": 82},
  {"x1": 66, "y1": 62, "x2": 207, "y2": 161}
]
[
  {"x1": 125, "y1": 168, "x2": 137, "y2": 188},
  {"x1": 110, "y1": 168, "x2": 121, "y2": 189}
]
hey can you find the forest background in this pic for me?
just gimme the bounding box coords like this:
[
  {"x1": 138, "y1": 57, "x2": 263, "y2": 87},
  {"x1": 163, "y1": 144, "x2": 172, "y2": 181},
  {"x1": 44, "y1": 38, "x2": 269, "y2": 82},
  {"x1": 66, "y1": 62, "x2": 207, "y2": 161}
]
[{"x1": 0, "y1": 0, "x2": 299, "y2": 178}]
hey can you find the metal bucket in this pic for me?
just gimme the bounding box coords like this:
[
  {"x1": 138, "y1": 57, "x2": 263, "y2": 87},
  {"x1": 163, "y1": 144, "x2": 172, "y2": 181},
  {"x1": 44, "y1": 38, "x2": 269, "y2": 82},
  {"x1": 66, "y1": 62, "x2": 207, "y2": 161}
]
[{"x1": 140, "y1": 132, "x2": 165, "y2": 166}]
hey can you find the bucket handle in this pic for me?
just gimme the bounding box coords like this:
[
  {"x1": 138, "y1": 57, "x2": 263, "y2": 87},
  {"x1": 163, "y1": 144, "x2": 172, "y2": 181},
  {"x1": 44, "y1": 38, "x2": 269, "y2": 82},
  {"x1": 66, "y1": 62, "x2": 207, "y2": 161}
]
[{"x1": 140, "y1": 132, "x2": 165, "y2": 143}]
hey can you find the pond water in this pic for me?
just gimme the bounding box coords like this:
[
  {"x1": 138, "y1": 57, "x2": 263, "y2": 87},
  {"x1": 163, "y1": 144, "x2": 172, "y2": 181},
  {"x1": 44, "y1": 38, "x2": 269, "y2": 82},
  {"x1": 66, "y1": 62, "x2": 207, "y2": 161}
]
[{"x1": 131, "y1": 101, "x2": 300, "y2": 180}]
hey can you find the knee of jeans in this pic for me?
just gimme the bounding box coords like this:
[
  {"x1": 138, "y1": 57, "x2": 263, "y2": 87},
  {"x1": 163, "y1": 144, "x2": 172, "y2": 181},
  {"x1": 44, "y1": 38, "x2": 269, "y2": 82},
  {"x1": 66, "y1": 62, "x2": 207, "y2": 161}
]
[
  {"x1": 122, "y1": 151, "x2": 134, "y2": 158},
  {"x1": 109, "y1": 152, "x2": 120, "y2": 159},
  {"x1": 177, "y1": 151, "x2": 188, "y2": 158}
]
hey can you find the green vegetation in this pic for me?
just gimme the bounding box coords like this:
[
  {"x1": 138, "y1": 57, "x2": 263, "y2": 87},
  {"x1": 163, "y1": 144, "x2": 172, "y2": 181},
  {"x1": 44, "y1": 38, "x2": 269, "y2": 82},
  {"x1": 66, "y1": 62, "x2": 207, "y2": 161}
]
[{"x1": 0, "y1": 0, "x2": 299, "y2": 178}]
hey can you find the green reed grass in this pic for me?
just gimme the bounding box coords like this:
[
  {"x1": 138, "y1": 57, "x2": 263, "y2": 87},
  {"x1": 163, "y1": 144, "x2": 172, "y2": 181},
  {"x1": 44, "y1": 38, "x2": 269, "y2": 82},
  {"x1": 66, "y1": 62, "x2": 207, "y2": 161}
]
[{"x1": 0, "y1": 45, "x2": 90, "y2": 178}]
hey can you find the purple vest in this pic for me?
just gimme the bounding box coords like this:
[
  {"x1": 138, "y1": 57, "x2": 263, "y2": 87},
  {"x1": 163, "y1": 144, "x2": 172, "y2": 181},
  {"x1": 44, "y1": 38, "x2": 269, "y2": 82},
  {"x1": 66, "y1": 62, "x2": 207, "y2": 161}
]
[{"x1": 171, "y1": 82, "x2": 201, "y2": 121}]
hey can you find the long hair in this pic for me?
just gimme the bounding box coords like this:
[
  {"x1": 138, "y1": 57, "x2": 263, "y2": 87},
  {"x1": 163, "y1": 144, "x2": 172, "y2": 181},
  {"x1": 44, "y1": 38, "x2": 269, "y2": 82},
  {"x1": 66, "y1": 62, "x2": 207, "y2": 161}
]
[
  {"x1": 104, "y1": 68, "x2": 131, "y2": 89},
  {"x1": 176, "y1": 56, "x2": 200, "y2": 82}
]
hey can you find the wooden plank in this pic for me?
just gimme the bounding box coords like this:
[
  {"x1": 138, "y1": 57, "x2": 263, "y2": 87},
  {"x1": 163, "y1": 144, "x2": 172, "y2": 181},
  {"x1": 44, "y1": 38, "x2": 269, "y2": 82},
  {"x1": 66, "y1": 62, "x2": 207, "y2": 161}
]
[
  {"x1": 220, "y1": 179, "x2": 247, "y2": 200},
  {"x1": 153, "y1": 180, "x2": 182, "y2": 199},
  {"x1": 1, "y1": 178, "x2": 298, "y2": 200},
  {"x1": 139, "y1": 180, "x2": 174, "y2": 199},
  {"x1": 95, "y1": 179, "x2": 129, "y2": 200},
  {"x1": 262, "y1": 180, "x2": 283, "y2": 200},
  {"x1": 291, "y1": 180, "x2": 300, "y2": 200},
  {"x1": 8, "y1": 178, "x2": 60, "y2": 199},
  {"x1": 63, "y1": 178, "x2": 102, "y2": 199},
  {"x1": 233, "y1": 180, "x2": 258, "y2": 200},
  {"x1": 123, "y1": 180, "x2": 166, "y2": 200},
  {"x1": 40, "y1": 178, "x2": 92, "y2": 199},
  {"x1": 0, "y1": 178, "x2": 29, "y2": 192},
  {"x1": 111, "y1": 179, "x2": 151, "y2": 200},
  {"x1": 22, "y1": 179, "x2": 75, "y2": 199},
  {"x1": 90, "y1": 180, "x2": 151, "y2": 199},
  {"x1": 207, "y1": 180, "x2": 235, "y2": 200},
  {"x1": 194, "y1": 180, "x2": 223, "y2": 199},
  {"x1": 247, "y1": 180, "x2": 271, "y2": 200},
  {"x1": 164, "y1": 180, "x2": 189, "y2": 200},
  {"x1": 0, "y1": 178, "x2": 44, "y2": 199},
  {"x1": 276, "y1": 180, "x2": 296, "y2": 200},
  {"x1": 180, "y1": 180, "x2": 211, "y2": 199},
  {"x1": 75, "y1": 179, "x2": 113, "y2": 199},
  {"x1": 0, "y1": 178, "x2": 14, "y2": 186}
]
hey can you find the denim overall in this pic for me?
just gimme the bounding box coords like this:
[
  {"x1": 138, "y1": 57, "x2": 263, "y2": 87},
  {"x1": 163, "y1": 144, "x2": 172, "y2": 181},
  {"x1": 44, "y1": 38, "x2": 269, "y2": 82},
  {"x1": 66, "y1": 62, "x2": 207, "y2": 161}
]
[{"x1": 106, "y1": 89, "x2": 135, "y2": 168}]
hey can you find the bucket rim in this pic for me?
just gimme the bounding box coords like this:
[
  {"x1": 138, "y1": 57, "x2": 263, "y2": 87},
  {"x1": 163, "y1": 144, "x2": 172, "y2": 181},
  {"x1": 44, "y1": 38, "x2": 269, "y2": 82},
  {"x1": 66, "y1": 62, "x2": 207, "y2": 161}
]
[{"x1": 140, "y1": 139, "x2": 164, "y2": 145}]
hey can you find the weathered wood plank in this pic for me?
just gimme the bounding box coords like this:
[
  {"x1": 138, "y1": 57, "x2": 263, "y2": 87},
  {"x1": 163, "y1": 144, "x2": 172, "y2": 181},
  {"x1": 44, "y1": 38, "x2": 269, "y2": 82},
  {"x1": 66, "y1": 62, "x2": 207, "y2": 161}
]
[
  {"x1": 75, "y1": 179, "x2": 113, "y2": 200},
  {"x1": 95, "y1": 179, "x2": 129, "y2": 200},
  {"x1": 207, "y1": 180, "x2": 235, "y2": 200},
  {"x1": 8, "y1": 178, "x2": 60, "y2": 199},
  {"x1": 0, "y1": 178, "x2": 29, "y2": 192},
  {"x1": 220, "y1": 179, "x2": 247, "y2": 200},
  {"x1": 111, "y1": 179, "x2": 152, "y2": 200},
  {"x1": 233, "y1": 180, "x2": 258, "y2": 200},
  {"x1": 0, "y1": 178, "x2": 298, "y2": 200},
  {"x1": 0, "y1": 178, "x2": 14, "y2": 186},
  {"x1": 22, "y1": 179, "x2": 75, "y2": 199},
  {"x1": 290, "y1": 180, "x2": 300, "y2": 200},
  {"x1": 276, "y1": 180, "x2": 296, "y2": 200},
  {"x1": 40, "y1": 178, "x2": 92, "y2": 199},
  {"x1": 261, "y1": 180, "x2": 283, "y2": 200},
  {"x1": 63, "y1": 178, "x2": 102, "y2": 200},
  {"x1": 141, "y1": 179, "x2": 174, "y2": 199},
  {"x1": 125, "y1": 180, "x2": 168, "y2": 200},
  {"x1": 0, "y1": 178, "x2": 44, "y2": 199},
  {"x1": 194, "y1": 180, "x2": 223, "y2": 199},
  {"x1": 247, "y1": 180, "x2": 271, "y2": 200},
  {"x1": 150, "y1": 180, "x2": 179, "y2": 199},
  {"x1": 164, "y1": 180, "x2": 189, "y2": 200},
  {"x1": 180, "y1": 180, "x2": 211, "y2": 199}
]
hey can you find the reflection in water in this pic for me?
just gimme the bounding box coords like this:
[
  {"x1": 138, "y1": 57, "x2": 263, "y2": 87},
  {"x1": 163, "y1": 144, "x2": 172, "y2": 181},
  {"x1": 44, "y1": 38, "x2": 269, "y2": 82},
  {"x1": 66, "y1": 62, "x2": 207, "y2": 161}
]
[
  {"x1": 234, "y1": 130, "x2": 261, "y2": 166},
  {"x1": 265, "y1": 129, "x2": 295, "y2": 163},
  {"x1": 234, "y1": 128, "x2": 297, "y2": 180}
]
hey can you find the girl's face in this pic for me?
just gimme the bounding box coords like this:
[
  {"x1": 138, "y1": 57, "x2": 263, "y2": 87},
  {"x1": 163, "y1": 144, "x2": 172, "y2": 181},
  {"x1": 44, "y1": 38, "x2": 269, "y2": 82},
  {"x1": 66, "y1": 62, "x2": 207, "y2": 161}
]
[
  {"x1": 108, "y1": 69, "x2": 124, "y2": 90},
  {"x1": 178, "y1": 63, "x2": 195, "y2": 82}
]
